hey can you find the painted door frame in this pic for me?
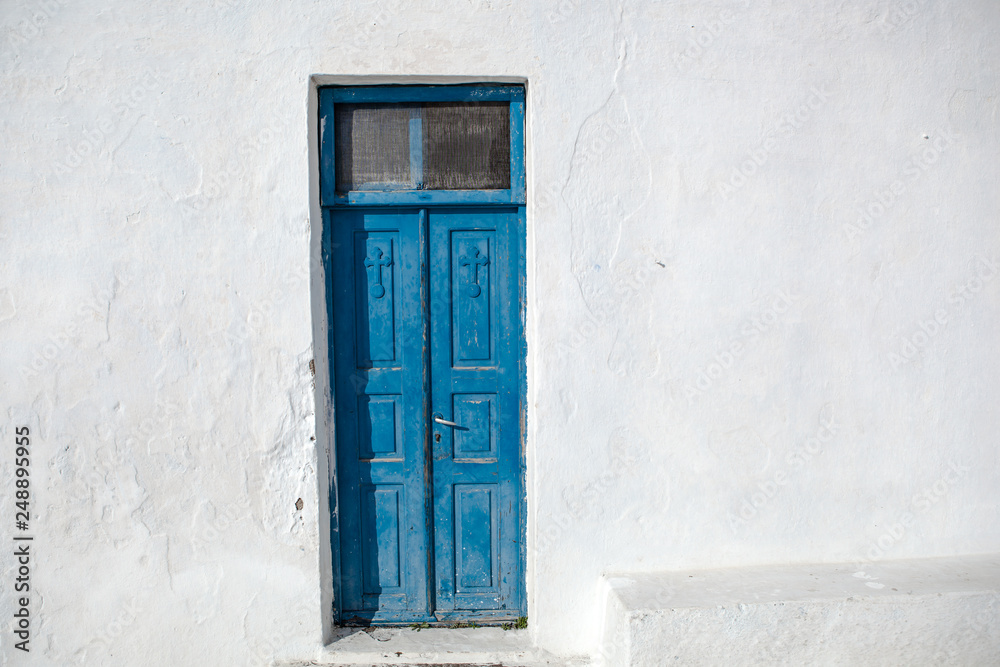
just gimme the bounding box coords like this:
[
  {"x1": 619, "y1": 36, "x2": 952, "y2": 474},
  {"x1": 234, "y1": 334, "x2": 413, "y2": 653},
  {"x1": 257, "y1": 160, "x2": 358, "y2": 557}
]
[{"x1": 319, "y1": 83, "x2": 527, "y2": 624}]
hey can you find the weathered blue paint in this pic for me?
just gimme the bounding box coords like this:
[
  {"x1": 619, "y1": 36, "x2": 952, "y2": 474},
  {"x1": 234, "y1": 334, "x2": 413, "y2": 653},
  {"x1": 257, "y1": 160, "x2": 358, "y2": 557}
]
[
  {"x1": 429, "y1": 208, "x2": 523, "y2": 617},
  {"x1": 331, "y1": 189, "x2": 523, "y2": 207},
  {"x1": 318, "y1": 85, "x2": 527, "y2": 207},
  {"x1": 318, "y1": 87, "x2": 337, "y2": 208},
  {"x1": 330, "y1": 209, "x2": 433, "y2": 623},
  {"x1": 409, "y1": 109, "x2": 423, "y2": 190},
  {"x1": 509, "y1": 95, "x2": 526, "y2": 203},
  {"x1": 328, "y1": 84, "x2": 524, "y2": 103},
  {"x1": 323, "y1": 84, "x2": 526, "y2": 624}
]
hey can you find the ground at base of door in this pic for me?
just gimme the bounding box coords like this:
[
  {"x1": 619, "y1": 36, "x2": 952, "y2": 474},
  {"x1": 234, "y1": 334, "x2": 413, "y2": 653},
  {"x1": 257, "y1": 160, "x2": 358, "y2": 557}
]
[{"x1": 274, "y1": 626, "x2": 589, "y2": 667}]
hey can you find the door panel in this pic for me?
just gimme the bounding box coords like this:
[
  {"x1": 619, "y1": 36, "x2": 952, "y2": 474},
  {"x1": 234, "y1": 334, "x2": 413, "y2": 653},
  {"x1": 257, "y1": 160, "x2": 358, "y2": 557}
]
[
  {"x1": 452, "y1": 394, "x2": 498, "y2": 461},
  {"x1": 360, "y1": 484, "x2": 403, "y2": 599},
  {"x1": 330, "y1": 206, "x2": 523, "y2": 623},
  {"x1": 451, "y1": 231, "x2": 495, "y2": 365},
  {"x1": 430, "y1": 208, "x2": 522, "y2": 619},
  {"x1": 331, "y1": 209, "x2": 431, "y2": 622}
]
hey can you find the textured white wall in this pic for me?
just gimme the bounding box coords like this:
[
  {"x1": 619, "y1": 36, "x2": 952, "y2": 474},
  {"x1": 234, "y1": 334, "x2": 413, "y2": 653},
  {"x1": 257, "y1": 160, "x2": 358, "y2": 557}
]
[{"x1": 2, "y1": 0, "x2": 999, "y2": 664}]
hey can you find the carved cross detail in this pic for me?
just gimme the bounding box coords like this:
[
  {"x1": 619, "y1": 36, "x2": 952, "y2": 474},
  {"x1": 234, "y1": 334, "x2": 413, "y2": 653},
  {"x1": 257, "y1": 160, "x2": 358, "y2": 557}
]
[
  {"x1": 364, "y1": 246, "x2": 392, "y2": 298},
  {"x1": 459, "y1": 247, "x2": 490, "y2": 298}
]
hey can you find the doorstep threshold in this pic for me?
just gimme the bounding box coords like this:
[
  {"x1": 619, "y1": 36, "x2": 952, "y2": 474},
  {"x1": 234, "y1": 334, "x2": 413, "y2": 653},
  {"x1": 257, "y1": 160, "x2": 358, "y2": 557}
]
[{"x1": 278, "y1": 626, "x2": 586, "y2": 666}]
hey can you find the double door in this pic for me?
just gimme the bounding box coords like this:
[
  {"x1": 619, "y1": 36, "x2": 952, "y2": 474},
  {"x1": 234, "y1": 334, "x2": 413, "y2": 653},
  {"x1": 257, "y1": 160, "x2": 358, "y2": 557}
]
[{"x1": 329, "y1": 206, "x2": 524, "y2": 623}]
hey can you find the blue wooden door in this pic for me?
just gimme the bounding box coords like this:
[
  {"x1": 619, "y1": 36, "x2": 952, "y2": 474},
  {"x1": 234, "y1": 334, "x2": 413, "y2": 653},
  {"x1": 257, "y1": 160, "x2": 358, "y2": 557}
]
[
  {"x1": 322, "y1": 83, "x2": 525, "y2": 624},
  {"x1": 330, "y1": 208, "x2": 433, "y2": 623},
  {"x1": 329, "y1": 207, "x2": 524, "y2": 623},
  {"x1": 429, "y1": 208, "x2": 522, "y2": 620}
]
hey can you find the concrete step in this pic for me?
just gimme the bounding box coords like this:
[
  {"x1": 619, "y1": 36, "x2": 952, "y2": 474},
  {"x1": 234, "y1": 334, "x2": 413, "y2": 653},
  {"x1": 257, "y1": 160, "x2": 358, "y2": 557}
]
[
  {"x1": 277, "y1": 626, "x2": 589, "y2": 667},
  {"x1": 599, "y1": 554, "x2": 1000, "y2": 666}
]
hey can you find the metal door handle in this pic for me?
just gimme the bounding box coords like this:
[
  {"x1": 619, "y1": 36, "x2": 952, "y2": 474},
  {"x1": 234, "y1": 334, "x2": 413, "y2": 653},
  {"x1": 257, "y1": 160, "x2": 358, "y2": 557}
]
[{"x1": 432, "y1": 414, "x2": 464, "y2": 429}]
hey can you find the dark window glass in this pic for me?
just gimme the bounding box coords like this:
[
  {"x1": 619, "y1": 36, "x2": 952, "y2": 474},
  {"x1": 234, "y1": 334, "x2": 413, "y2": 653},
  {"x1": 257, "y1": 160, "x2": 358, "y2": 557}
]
[
  {"x1": 421, "y1": 102, "x2": 510, "y2": 190},
  {"x1": 335, "y1": 103, "x2": 417, "y2": 192},
  {"x1": 334, "y1": 101, "x2": 510, "y2": 192}
]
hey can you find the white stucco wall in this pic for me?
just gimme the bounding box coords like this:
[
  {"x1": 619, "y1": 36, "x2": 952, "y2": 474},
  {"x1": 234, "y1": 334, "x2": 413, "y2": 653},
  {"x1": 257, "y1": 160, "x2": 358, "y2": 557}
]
[{"x1": 2, "y1": 0, "x2": 999, "y2": 664}]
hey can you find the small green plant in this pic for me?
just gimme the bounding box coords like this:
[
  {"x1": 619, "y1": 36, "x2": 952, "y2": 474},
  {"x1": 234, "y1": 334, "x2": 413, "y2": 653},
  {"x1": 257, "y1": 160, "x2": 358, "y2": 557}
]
[
  {"x1": 409, "y1": 622, "x2": 431, "y2": 631},
  {"x1": 450, "y1": 621, "x2": 478, "y2": 629},
  {"x1": 501, "y1": 616, "x2": 527, "y2": 630}
]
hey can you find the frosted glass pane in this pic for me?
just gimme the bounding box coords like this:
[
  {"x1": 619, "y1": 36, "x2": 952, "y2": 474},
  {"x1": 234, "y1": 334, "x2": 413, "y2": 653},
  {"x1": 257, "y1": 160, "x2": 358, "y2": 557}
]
[
  {"x1": 335, "y1": 104, "x2": 416, "y2": 191},
  {"x1": 422, "y1": 102, "x2": 510, "y2": 190},
  {"x1": 334, "y1": 101, "x2": 511, "y2": 192}
]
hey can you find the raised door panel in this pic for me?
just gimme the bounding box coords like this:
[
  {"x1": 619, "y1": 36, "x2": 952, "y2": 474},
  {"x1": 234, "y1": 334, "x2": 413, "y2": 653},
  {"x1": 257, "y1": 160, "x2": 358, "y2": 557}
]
[
  {"x1": 330, "y1": 209, "x2": 431, "y2": 622},
  {"x1": 451, "y1": 232, "x2": 495, "y2": 366},
  {"x1": 354, "y1": 233, "x2": 399, "y2": 366},
  {"x1": 429, "y1": 208, "x2": 523, "y2": 618}
]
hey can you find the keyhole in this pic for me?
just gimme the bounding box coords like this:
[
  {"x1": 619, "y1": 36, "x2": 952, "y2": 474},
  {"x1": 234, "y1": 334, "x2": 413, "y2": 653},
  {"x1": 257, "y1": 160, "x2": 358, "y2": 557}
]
[{"x1": 435, "y1": 433, "x2": 441, "y2": 442}]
